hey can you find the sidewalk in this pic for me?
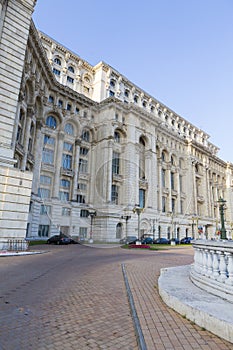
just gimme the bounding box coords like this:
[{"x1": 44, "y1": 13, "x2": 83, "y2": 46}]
[{"x1": 124, "y1": 247, "x2": 233, "y2": 350}]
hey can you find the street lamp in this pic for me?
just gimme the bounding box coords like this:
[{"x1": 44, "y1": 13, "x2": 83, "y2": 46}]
[
  {"x1": 88, "y1": 209, "x2": 96, "y2": 243},
  {"x1": 191, "y1": 215, "x2": 198, "y2": 239},
  {"x1": 121, "y1": 214, "x2": 131, "y2": 237},
  {"x1": 218, "y1": 197, "x2": 227, "y2": 240},
  {"x1": 169, "y1": 211, "x2": 175, "y2": 240},
  {"x1": 133, "y1": 205, "x2": 144, "y2": 240}
]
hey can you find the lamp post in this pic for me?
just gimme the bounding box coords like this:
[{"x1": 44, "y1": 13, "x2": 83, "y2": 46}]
[
  {"x1": 191, "y1": 215, "x2": 199, "y2": 239},
  {"x1": 121, "y1": 214, "x2": 131, "y2": 237},
  {"x1": 151, "y1": 219, "x2": 156, "y2": 241},
  {"x1": 133, "y1": 205, "x2": 144, "y2": 240},
  {"x1": 218, "y1": 197, "x2": 227, "y2": 240},
  {"x1": 169, "y1": 211, "x2": 174, "y2": 240},
  {"x1": 88, "y1": 209, "x2": 96, "y2": 243}
]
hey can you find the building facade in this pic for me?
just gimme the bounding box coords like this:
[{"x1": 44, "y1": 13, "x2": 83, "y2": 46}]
[{"x1": 1, "y1": 0, "x2": 233, "y2": 247}]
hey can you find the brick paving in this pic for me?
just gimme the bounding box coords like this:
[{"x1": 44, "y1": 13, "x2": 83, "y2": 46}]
[
  {"x1": 0, "y1": 244, "x2": 232, "y2": 349},
  {"x1": 125, "y1": 247, "x2": 233, "y2": 350}
]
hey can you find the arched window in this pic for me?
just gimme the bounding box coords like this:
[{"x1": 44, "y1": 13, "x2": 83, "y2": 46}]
[
  {"x1": 54, "y1": 57, "x2": 61, "y2": 65},
  {"x1": 84, "y1": 76, "x2": 90, "y2": 83},
  {"x1": 68, "y1": 66, "x2": 74, "y2": 73},
  {"x1": 124, "y1": 89, "x2": 129, "y2": 98},
  {"x1": 116, "y1": 223, "x2": 123, "y2": 239},
  {"x1": 81, "y1": 130, "x2": 90, "y2": 142},
  {"x1": 110, "y1": 79, "x2": 116, "y2": 88},
  {"x1": 114, "y1": 131, "x2": 120, "y2": 143},
  {"x1": 48, "y1": 95, "x2": 54, "y2": 103},
  {"x1": 64, "y1": 123, "x2": 74, "y2": 135},
  {"x1": 46, "y1": 116, "x2": 57, "y2": 129}
]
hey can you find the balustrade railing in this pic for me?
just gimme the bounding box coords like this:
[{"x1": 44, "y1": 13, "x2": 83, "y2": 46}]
[{"x1": 191, "y1": 240, "x2": 233, "y2": 302}]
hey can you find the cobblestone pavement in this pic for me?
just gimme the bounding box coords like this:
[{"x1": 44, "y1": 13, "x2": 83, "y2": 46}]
[{"x1": 0, "y1": 244, "x2": 232, "y2": 350}]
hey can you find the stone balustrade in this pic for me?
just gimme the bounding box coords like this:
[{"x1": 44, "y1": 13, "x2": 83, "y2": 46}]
[{"x1": 190, "y1": 240, "x2": 233, "y2": 303}]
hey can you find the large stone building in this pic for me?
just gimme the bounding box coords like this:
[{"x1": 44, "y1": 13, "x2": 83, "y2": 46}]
[{"x1": 1, "y1": 0, "x2": 233, "y2": 248}]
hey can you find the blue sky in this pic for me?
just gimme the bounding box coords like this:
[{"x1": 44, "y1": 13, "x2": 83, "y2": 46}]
[{"x1": 33, "y1": 0, "x2": 233, "y2": 162}]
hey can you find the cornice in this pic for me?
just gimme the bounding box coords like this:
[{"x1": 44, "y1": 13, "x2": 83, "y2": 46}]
[{"x1": 38, "y1": 31, "x2": 95, "y2": 74}]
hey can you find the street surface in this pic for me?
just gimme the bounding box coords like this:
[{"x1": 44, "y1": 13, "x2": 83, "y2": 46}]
[{"x1": 0, "y1": 244, "x2": 232, "y2": 350}]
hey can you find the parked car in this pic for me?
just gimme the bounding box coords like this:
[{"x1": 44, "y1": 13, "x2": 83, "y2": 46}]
[
  {"x1": 169, "y1": 238, "x2": 180, "y2": 244},
  {"x1": 180, "y1": 237, "x2": 193, "y2": 244},
  {"x1": 120, "y1": 236, "x2": 138, "y2": 244},
  {"x1": 154, "y1": 238, "x2": 170, "y2": 244},
  {"x1": 141, "y1": 237, "x2": 154, "y2": 244},
  {"x1": 47, "y1": 235, "x2": 71, "y2": 245}
]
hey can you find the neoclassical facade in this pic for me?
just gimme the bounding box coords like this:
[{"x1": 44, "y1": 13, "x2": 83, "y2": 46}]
[{"x1": 1, "y1": 0, "x2": 233, "y2": 247}]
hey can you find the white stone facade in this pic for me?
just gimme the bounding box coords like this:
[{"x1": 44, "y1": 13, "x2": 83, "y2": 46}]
[
  {"x1": 0, "y1": 0, "x2": 35, "y2": 249},
  {"x1": 0, "y1": 0, "x2": 233, "y2": 244}
]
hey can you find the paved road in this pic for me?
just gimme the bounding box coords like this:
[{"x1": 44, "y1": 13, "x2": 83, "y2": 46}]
[{"x1": 0, "y1": 244, "x2": 232, "y2": 350}]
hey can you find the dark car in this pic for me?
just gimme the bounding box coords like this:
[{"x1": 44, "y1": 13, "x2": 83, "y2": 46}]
[
  {"x1": 141, "y1": 237, "x2": 154, "y2": 244},
  {"x1": 47, "y1": 235, "x2": 71, "y2": 245},
  {"x1": 120, "y1": 236, "x2": 138, "y2": 244},
  {"x1": 180, "y1": 237, "x2": 193, "y2": 244},
  {"x1": 169, "y1": 238, "x2": 180, "y2": 244},
  {"x1": 154, "y1": 237, "x2": 170, "y2": 244}
]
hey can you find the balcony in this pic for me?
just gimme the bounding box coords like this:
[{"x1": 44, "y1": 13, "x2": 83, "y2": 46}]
[{"x1": 60, "y1": 167, "x2": 74, "y2": 177}]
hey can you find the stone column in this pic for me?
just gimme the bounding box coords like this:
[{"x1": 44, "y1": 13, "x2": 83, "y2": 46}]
[
  {"x1": 176, "y1": 170, "x2": 181, "y2": 213},
  {"x1": 21, "y1": 106, "x2": 34, "y2": 170},
  {"x1": 106, "y1": 140, "x2": 113, "y2": 202},
  {"x1": 31, "y1": 120, "x2": 44, "y2": 194}
]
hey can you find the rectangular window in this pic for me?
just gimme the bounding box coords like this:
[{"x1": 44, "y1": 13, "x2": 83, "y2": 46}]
[
  {"x1": 162, "y1": 196, "x2": 166, "y2": 213},
  {"x1": 44, "y1": 135, "x2": 55, "y2": 146},
  {"x1": 79, "y1": 227, "x2": 87, "y2": 239},
  {"x1": 62, "y1": 154, "x2": 72, "y2": 169},
  {"x1": 40, "y1": 205, "x2": 51, "y2": 215},
  {"x1": 171, "y1": 198, "x2": 176, "y2": 212},
  {"x1": 38, "y1": 188, "x2": 50, "y2": 199},
  {"x1": 60, "y1": 179, "x2": 70, "y2": 188},
  {"x1": 53, "y1": 68, "x2": 60, "y2": 76},
  {"x1": 80, "y1": 209, "x2": 89, "y2": 217},
  {"x1": 80, "y1": 147, "x2": 89, "y2": 156},
  {"x1": 112, "y1": 152, "x2": 120, "y2": 175},
  {"x1": 67, "y1": 76, "x2": 74, "y2": 83},
  {"x1": 111, "y1": 185, "x2": 119, "y2": 204},
  {"x1": 161, "y1": 169, "x2": 166, "y2": 187},
  {"x1": 38, "y1": 225, "x2": 49, "y2": 237},
  {"x1": 42, "y1": 149, "x2": 54, "y2": 164},
  {"x1": 59, "y1": 191, "x2": 69, "y2": 201},
  {"x1": 77, "y1": 183, "x2": 87, "y2": 191},
  {"x1": 77, "y1": 194, "x2": 86, "y2": 203},
  {"x1": 171, "y1": 172, "x2": 175, "y2": 190},
  {"x1": 40, "y1": 175, "x2": 52, "y2": 185},
  {"x1": 79, "y1": 158, "x2": 88, "y2": 173},
  {"x1": 63, "y1": 142, "x2": 73, "y2": 152},
  {"x1": 139, "y1": 189, "x2": 145, "y2": 208},
  {"x1": 62, "y1": 207, "x2": 71, "y2": 216}
]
